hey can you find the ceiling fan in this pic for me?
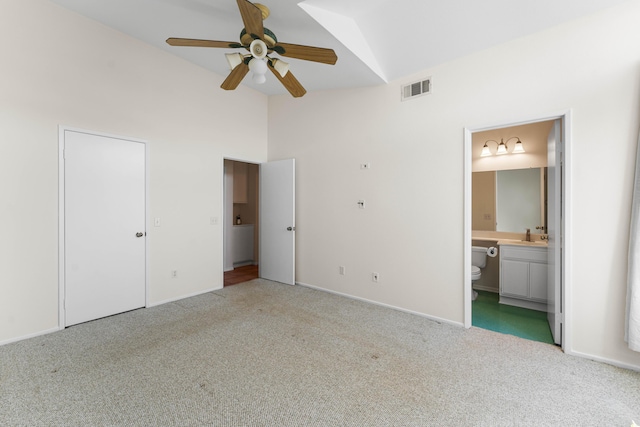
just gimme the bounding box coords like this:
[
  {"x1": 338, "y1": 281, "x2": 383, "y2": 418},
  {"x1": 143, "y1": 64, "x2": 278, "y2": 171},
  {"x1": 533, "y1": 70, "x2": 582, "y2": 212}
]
[{"x1": 166, "y1": 0, "x2": 338, "y2": 97}]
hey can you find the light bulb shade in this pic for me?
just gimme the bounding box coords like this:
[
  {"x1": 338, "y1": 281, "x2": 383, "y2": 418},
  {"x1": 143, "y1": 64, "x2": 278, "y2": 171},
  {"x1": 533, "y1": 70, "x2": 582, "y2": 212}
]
[
  {"x1": 480, "y1": 144, "x2": 491, "y2": 157},
  {"x1": 512, "y1": 140, "x2": 525, "y2": 153},
  {"x1": 249, "y1": 57, "x2": 268, "y2": 75},
  {"x1": 249, "y1": 39, "x2": 268, "y2": 59},
  {"x1": 496, "y1": 142, "x2": 508, "y2": 155},
  {"x1": 225, "y1": 53, "x2": 244, "y2": 71},
  {"x1": 252, "y1": 73, "x2": 267, "y2": 84},
  {"x1": 271, "y1": 58, "x2": 290, "y2": 78}
]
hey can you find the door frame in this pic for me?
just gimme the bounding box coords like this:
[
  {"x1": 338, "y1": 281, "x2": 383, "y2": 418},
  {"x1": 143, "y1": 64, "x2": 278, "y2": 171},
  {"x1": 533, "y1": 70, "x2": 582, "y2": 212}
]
[
  {"x1": 463, "y1": 110, "x2": 572, "y2": 351},
  {"x1": 58, "y1": 126, "x2": 150, "y2": 329}
]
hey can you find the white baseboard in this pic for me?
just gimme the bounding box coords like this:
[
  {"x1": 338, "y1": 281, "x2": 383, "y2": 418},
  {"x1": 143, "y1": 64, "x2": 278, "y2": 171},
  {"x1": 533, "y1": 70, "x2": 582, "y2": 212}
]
[
  {"x1": 565, "y1": 349, "x2": 640, "y2": 372},
  {"x1": 0, "y1": 326, "x2": 61, "y2": 347},
  {"x1": 296, "y1": 281, "x2": 464, "y2": 328},
  {"x1": 499, "y1": 295, "x2": 546, "y2": 312},
  {"x1": 472, "y1": 284, "x2": 498, "y2": 293},
  {"x1": 147, "y1": 286, "x2": 222, "y2": 308}
]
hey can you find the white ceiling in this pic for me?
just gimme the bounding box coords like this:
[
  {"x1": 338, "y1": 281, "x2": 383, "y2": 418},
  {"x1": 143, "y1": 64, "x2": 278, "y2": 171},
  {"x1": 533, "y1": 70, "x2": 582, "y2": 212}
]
[{"x1": 49, "y1": 0, "x2": 628, "y2": 96}]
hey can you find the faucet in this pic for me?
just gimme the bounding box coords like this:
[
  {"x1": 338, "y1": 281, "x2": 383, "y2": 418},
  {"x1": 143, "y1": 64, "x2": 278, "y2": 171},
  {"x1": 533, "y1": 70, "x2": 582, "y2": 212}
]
[{"x1": 525, "y1": 228, "x2": 531, "y2": 242}]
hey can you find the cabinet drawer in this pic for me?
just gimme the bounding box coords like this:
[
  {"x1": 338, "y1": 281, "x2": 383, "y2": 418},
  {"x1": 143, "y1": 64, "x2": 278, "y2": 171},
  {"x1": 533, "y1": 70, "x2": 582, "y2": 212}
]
[{"x1": 500, "y1": 245, "x2": 547, "y2": 262}]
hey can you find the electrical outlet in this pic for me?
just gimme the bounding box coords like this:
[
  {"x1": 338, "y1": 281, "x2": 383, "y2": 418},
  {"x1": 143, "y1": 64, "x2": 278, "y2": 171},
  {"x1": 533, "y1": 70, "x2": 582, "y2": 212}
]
[
  {"x1": 210, "y1": 216, "x2": 218, "y2": 225},
  {"x1": 339, "y1": 266, "x2": 346, "y2": 275},
  {"x1": 372, "y1": 272, "x2": 379, "y2": 282},
  {"x1": 154, "y1": 217, "x2": 161, "y2": 227},
  {"x1": 172, "y1": 270, "x2": 177, "y2": 278}
]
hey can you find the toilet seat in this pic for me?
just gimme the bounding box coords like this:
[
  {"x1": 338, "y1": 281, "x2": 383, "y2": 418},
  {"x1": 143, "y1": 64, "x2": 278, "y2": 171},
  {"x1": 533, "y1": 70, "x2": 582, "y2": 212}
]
[{"x1": 471, "y1": 265, "x2": 481, "y2": 281}]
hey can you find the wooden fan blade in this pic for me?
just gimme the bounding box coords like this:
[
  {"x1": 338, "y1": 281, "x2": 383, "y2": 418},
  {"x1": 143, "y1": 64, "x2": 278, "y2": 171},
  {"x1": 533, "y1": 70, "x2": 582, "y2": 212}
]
[
  {"x1": 273, "y1": 43, "x2": 337, "y2": 65},
  {"x1": 236, "y1": 0, "x2": 264, "y2": 40},
  {"x1": 221, "y1": 62, "x2": 250, "y2": 91},
  {"x1": 166, "y1": 38, "x2": 242, "y2": 49},
  {"x1": 268, "y1": 63, "x2": 307, "y2": 98}
]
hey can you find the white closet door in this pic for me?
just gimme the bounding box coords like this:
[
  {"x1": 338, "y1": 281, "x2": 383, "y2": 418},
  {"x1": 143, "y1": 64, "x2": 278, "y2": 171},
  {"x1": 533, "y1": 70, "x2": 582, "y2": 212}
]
[{"x1": 64, "y1": 130, "x2": 146, "y2": 326}]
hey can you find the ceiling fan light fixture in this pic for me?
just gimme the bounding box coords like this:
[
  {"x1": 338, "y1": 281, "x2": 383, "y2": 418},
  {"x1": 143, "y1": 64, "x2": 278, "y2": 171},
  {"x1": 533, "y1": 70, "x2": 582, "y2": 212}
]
[
  {"x1": 249, "y1": 57, "x2": 267, "y2": 74},
  {"x1": 252, "y1": 73, "x2": 267, "y2": 84},
  {"x1": 225, "y1": 52, "x2": 245, "y2": 71},
  {"x1": 249, "y1": 57, "x2": 268, "y2": 84},
  {"x1": 271, "y1": 58, "x2": 290, "y2": 78},
  {"x1": 250, "y1": 39, "x2": 268, "y2": 59},
  {"x1": 167, "y1": 0, "x2": 338, "y2": 97}
]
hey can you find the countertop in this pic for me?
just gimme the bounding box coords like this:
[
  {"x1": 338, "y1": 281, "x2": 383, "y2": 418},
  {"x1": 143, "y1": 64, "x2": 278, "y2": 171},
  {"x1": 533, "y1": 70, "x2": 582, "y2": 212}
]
[{"x1": 496, "y1": 239, "x2": 548, "y2": 247}]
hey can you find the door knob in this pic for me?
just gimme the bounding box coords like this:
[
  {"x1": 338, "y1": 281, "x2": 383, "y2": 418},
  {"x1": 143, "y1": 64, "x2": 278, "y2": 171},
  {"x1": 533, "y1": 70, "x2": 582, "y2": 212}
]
[
  {"x1": 287, "y1": 226, "x2": 296, "y2": 231},
  {"x1": 136, "y1": 232, "x2": 144, "y2": 238}
]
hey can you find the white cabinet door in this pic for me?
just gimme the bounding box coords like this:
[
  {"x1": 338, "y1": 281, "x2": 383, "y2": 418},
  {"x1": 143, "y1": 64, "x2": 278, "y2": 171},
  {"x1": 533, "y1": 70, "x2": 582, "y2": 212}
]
[
  {"x1": 232, "y1": 225, "x2": 254, "y2": 264},
  {"x1": 501, "y1": 259, "x2": 529, "y2": 298},
  {"x1": 530, "y1": 262, "x2": 548, "y2": 301}
]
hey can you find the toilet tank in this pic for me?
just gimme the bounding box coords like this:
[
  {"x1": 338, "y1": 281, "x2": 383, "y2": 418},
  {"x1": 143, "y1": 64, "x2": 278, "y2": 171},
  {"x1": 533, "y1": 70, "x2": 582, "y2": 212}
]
[{"x1": 472, "y1": 246, "x2": 488, "y2": 268}]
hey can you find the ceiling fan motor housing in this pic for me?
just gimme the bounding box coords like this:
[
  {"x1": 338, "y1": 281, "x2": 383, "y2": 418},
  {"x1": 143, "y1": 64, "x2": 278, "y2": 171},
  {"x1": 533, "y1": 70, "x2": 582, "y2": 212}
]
[{"x1": 240, "y1": 28, "x2": 277, "y2": 48}]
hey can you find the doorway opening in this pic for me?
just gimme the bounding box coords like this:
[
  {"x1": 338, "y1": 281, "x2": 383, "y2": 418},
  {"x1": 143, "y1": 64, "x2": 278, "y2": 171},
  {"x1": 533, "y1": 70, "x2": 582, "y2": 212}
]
[
  {"x1": 464, "y1": 113, "x2": 570, "y2": 350},
  {"x1": 223, "y1": 159, "x2": 259, "y2": 286}
]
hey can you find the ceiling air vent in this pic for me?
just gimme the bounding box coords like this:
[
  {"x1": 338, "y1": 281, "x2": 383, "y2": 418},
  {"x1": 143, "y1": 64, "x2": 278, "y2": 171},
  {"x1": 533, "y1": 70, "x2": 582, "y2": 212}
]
[{"x1": 401, "y1": 78, "x2": 431, "y2": 101}]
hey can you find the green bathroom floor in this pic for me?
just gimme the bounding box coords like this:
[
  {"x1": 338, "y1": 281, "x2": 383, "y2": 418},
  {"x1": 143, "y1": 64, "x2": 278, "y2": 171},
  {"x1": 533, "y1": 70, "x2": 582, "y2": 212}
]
[{"x1": 472, "y1": 290, "x2": 554, "y2": 345}]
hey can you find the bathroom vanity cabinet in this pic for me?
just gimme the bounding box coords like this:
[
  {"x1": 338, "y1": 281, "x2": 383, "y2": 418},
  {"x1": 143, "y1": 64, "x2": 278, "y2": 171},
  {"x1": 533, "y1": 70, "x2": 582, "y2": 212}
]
[{"x1": 499, "y1": 244, "x2": 548, "y2": 312}]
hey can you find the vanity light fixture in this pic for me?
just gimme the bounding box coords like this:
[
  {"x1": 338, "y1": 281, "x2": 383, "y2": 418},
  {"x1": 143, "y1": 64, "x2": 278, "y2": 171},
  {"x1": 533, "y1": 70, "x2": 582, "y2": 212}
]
[{"x1": 480, "y1": 137, "x2": 525, "y2": 157}]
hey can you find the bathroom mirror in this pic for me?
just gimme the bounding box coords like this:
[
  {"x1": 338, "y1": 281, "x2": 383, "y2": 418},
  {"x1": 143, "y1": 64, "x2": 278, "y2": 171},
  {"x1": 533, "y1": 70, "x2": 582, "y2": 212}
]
[{"x1": 472, "y1": 168, "x2": 546, "y2": 233}]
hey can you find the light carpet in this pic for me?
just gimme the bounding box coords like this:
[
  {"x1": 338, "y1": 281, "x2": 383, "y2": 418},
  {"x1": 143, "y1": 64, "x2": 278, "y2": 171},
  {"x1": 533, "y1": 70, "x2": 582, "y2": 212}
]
[{"x1": 1, "y1": 279, "x2": 639, "y2": 426}]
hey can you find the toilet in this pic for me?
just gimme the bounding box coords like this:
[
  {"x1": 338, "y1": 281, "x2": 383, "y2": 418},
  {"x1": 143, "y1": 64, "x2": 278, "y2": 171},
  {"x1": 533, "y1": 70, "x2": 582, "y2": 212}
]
[{"x1": 471, "y1": 246, "x2": 489, "y2": 300}]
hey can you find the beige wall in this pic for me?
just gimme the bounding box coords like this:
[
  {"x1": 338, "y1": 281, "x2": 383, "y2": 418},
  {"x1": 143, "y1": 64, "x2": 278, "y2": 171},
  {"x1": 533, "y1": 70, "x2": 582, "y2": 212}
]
[
  {"x1": 472, "y1": 171, "x2": 496, "y2": 231},
  {"x1": 0, "y1": 0, "x2": 268, "y2": 343},
  {"x1": 268, "y1": 1, "x2": 640, "y2": 369}
]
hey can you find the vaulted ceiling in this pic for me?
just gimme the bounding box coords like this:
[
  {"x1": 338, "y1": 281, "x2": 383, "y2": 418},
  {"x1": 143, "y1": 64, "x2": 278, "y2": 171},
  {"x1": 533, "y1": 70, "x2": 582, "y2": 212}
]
[{"x1": 49, "y1": 0, "x2": 629, "y2": 96}]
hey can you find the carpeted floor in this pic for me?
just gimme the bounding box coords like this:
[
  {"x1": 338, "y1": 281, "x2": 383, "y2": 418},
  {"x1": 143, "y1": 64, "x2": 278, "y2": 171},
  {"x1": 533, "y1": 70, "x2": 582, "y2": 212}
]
[
  {"x1": 1, "y1": 279, "x2": 639, "y2": 426},
  {"x1": 472, "y1": 290, "x2": 554, "y2": 344}
]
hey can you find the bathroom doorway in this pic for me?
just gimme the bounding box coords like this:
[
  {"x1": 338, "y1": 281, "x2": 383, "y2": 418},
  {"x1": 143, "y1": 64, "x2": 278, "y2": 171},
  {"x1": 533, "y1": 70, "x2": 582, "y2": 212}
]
[{"x1": 464, "y1": 113, "x2": 569, "y2": 349}]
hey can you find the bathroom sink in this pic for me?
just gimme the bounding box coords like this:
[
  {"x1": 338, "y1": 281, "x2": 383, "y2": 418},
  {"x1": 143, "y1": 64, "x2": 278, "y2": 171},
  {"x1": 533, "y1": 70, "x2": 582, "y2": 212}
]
[{"x1": 519, "y1": 240, "x2": 547, "y2": 245}]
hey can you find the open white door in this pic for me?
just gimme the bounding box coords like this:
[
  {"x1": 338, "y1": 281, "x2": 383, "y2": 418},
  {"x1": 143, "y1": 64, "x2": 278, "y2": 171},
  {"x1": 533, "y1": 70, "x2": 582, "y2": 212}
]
[
  {"x1": 63, "y1": 130, "x2": 146, "y2": 326},
  {"x1": 547, "y1": 119, "x2": 562, "y2": 345},
  {"x1": 260, "y1": 159, "x2": 295, "y2": 285}
]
